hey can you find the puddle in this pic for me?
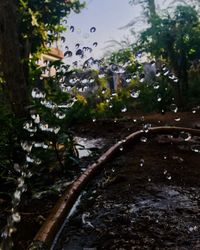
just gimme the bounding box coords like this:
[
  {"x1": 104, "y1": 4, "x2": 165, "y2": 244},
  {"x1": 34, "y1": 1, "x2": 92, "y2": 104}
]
[{"x1": 75, "y1": 137, "x2": 105, "y2": 158}]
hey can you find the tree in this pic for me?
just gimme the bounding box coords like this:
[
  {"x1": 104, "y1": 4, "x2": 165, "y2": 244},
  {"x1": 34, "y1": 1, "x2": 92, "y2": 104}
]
[
  {"x1": 138, "y1": 5, "x2": 200, "y2": 105},
  {"x1": 0, "y1": 0, "x2": 84, "y2": 117}
]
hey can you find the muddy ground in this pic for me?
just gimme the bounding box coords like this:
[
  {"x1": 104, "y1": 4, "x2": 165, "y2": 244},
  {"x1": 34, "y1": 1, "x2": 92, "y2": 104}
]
[
  {"x1": 0, "y1": 111, "x2": 200, "y2": 249},
  {"x1": 54, "y1": 132, "x2": 200, "y2": 250}
]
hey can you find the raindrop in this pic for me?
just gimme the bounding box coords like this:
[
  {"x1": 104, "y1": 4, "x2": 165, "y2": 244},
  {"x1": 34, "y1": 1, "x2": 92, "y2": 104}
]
[
  {"x1": 192, "y1": 108, "x2": 197, "y2": 114},
  {"x1": 12, "y1": 213, "x2": 21, "y2": 223},
  {"x1": 64, "y1": 51, "x2": 73, "y2": 57},
  {"x1": 163, "y1": 70, "x2": 169, "y2": 76},
  {"x1": 34, "y1": 142, "x2": 48, "y2": 149},
  {"x1": 166, "y1": 173, "x2": 172, "y2": 180},
  {"x1": 140, "y1": 158, "x2": 144, "y2": 167},
  {"x1": 14, "y1": 163, "x2": 21, "y2": 173},
  {"x1": 23, "y1": 121, "x2": 37, "y2": 133},
  {"x1": 191, "y1": 145, "x2": 200, "y2": 153},
  {"x1": 75, "y1": 43, "x2": 80, "y2": 49},
  {"x1": 139, "y1": 74, "x2": 145, "y2": 82},
  {"x1": 21, "y1": 141, "x2": 33, "y2": 153},
  {"x1": 13, "y1": 190, "x2": 21, "y2": 201},
  {"x1": 157, "y1": 94, "x2": 162, "y2": 102},
  {"x1": 31, "y1": 113, "x2": 40, "y2": 124},
  {"x1": 70, "y1": 25, "x2": 74, "y2": 32},
  {"x1": 174, "y1": 117, "x2": 181, "y2": 122},
  {"x1": 93, "y1": 42, "x2": 98, "y2": 47},
  {"x1": 53, "y1": 126, "x2": 61, "y2": 134},
  {"x1": 148, "y1": 178, "x2": 151, "y2": 182},
  {"x1": 55, "y1": 111, "x2": 66, "y2": 119},
  {"x1": 153, "y1": 82, "x2": 160, "y2": 89},
  {"x1": 163, "y1": 169, "x2": 167, "y2": 175},
  {"x1": 101, "y1": 88, "x2": 107, "y2": 94},
  {"x1": 40, "y1": 100, "x2": 57, "y2": 109},
  {"x1": 31, "y1": 88, "x2": 46, "y2": 99},
  {"x1": 179, "y1": 131, "x2": 191, "y2": 141},
  {"x1": 173, "y1": 78, "x2": 179, "y2": 83},
  {"x1": 125, "y1": 77, "x2": 132, "y2": 83},
  {"x1": 170, "y1": 103, "x2": 178, "y2": 113},
  {"x1": 92, "y1": 118, "x2": 96, "y2": 122},
  {"x1": 76, "y1": 49, "x2": 84, "y2": 57},
  {"x1": 156, "y1": 70, "x2": 161, "y2": 77},
  {"x1": 140, "y1": 137, "x2": 147, "y2": 143},
  {"x1": 121, "y1": 106, "x2": 127, "y2": 113},
  {"x1": 60, "y1": 83, "x2": 72, "y2": 93},
  {"x1": 130, "y1": 90, "x2": 140, "y2": 98},
  {"x1": 98, "y1": 73, "x2": 105, "y2": 79},
  {"x1": 143, "y1": 123, "x2": 151, "y2": 133},
  {"x1": 90, "y1": 27, "x2": 96, "y2": 33},
  {"x1": 119, "y1": 146, "x2": 123, "y2": 151}
]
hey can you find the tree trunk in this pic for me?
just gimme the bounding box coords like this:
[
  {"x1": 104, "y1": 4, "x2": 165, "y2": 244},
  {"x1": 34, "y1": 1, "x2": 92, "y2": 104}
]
[{"x1": 0, "y1": 0, "x2": 29, "y2": 118}]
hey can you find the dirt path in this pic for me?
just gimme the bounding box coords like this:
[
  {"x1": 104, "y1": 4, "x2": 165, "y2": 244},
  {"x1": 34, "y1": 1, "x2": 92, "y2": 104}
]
[{"x1": 54, "y1": 129, "x2": 200, "y2": 249}]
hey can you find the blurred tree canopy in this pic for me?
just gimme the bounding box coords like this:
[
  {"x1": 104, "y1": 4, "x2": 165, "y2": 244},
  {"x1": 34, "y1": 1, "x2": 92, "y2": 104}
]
[{"x1": 0, "y1": 0, "x2": 84, "y2": 117}]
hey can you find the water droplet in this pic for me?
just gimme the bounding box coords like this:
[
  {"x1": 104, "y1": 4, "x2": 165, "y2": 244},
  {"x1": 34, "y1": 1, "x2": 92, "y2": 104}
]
[
  {"x1": 13, "y1": 190, "x2": 21, "y2": 201},
  {"x1": 130, "y1": 90, "x2": 140, "y2": 98},
  {"x1": 139, "y1": 74, "x2": 145, "y2": 82},
  {"x1": 101, "y1": 88, "x2": 107, "y2": 94},
  {"x1": 64, "y1": 51, "x2": 73, "y2": 57},
  {"x1": 23, "y1": 121, "x2": 37, "y2": 133},
  {"x1": 55, "y1": 111, "x2": 66, "y2": 119},
  {"x1": 31, "y1": 88, "x2": 46, "y2": 99},
  {"x1": 163, "y1": 169, "x2": 167, "y2": 175},
  {"x1": 75, "y1": 43, "x2": 80, "y2": 49},
  {"x1": 179, "y1": 132, "x2": 191, "y2": 141},
  {"x1": 93, "y1": 42, "x2": 98, "y2": 47},
  {"x1": 191, "y1": 145, "x2": 200, "y2": 153},
  {"x1": 166, "y1": 174, "x2": 172, "y2": 180},
  {"x1": 174, "y1": 117, "x2": 181, "y2": 122},
  {"x1": 119, "y1": 146, "x2": 123, "y2": 151},
  {"x1": 98, "y1": 73, "x2": 105, "y2": 79},
  {"x1": 140, "y1": 137, "x2": 147, "y2": 143},
  {"x1": 148, "y1": 178, "x2": 151, "y2": 182},
  {"x1": 143, "y1": 123, "x2": 151, "y2": 133},
  {"x1": 21, "y1": 141, "x2": 33, "y2": 153},
  {"x1": 173, "y1": 78, "x2": 179, "y2": 83},
  {"x1": 163, "y1": 70, "x2": 169, "y2": 76},
  {"x1": 70, "y1": 25, "x2": 74, "y2": 32},
  {"x1": 90, "y1": 27, "x2": 96, "y2": 33},
  {"x1": 140, "y1": 158, "x2": 144, "y2": 167},
  {"x1": 192, "y1": 108, "x2": 197, "y2": 114},
  {"x1": 76, "y1": 49, "x2": 84, "y2": 57},
  {"x1": 157, "y1": 94, "x2": 162, "y2": 102},
  {"x1": 153, "y1": 82, "x2": 160, "y2": 89},
  {"x1": 92, "y1": 118, "x2": 96, "y2": 122},
  {"x1": 41, "y1": 99, "x2": 57, "y2": 109},
  {"x1": 170, "y1": 103, "x2": 178, "y2": 113},
  {"x1": 121, "y1": 106, "x2": 127, "y2": 113},
  {"x1": 156, "y1": 70, "x2": 161, "y2": 77},
  {"x1": 12, "y1": 213, "x2": 21, "y2": 223}
]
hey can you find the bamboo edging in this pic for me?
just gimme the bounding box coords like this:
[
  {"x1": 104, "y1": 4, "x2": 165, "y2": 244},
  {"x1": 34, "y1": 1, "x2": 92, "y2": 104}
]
[{"x1": 28, "y1": 126, "x2": 200, "y2": 249}]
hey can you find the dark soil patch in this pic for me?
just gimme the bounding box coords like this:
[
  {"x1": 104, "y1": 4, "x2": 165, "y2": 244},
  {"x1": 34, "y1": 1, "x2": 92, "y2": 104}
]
[
  {"x1": 0, "y1": 111, "x2": 199, "y2": 249},
  {"x1": 54, "y1": 135, "x2": 200, "y2": 250}
]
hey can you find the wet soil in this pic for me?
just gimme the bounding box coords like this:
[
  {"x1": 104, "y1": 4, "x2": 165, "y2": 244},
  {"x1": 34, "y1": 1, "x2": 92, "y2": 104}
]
[
  {"x1": 0, "y1": 111, "x2": 199, "y2": 249},
  {"x1": 54, "y1": 134, "x2": 200, "y2": 250}
]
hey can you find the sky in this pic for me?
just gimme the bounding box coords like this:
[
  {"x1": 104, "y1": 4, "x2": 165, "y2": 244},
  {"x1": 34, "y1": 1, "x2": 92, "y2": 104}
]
[
  {"x1": 61, "y1": 0, "x2": 185, "y2": 64},
  {"x1": 62, "y1": 0, "x2": 143, "y2": 63}
]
